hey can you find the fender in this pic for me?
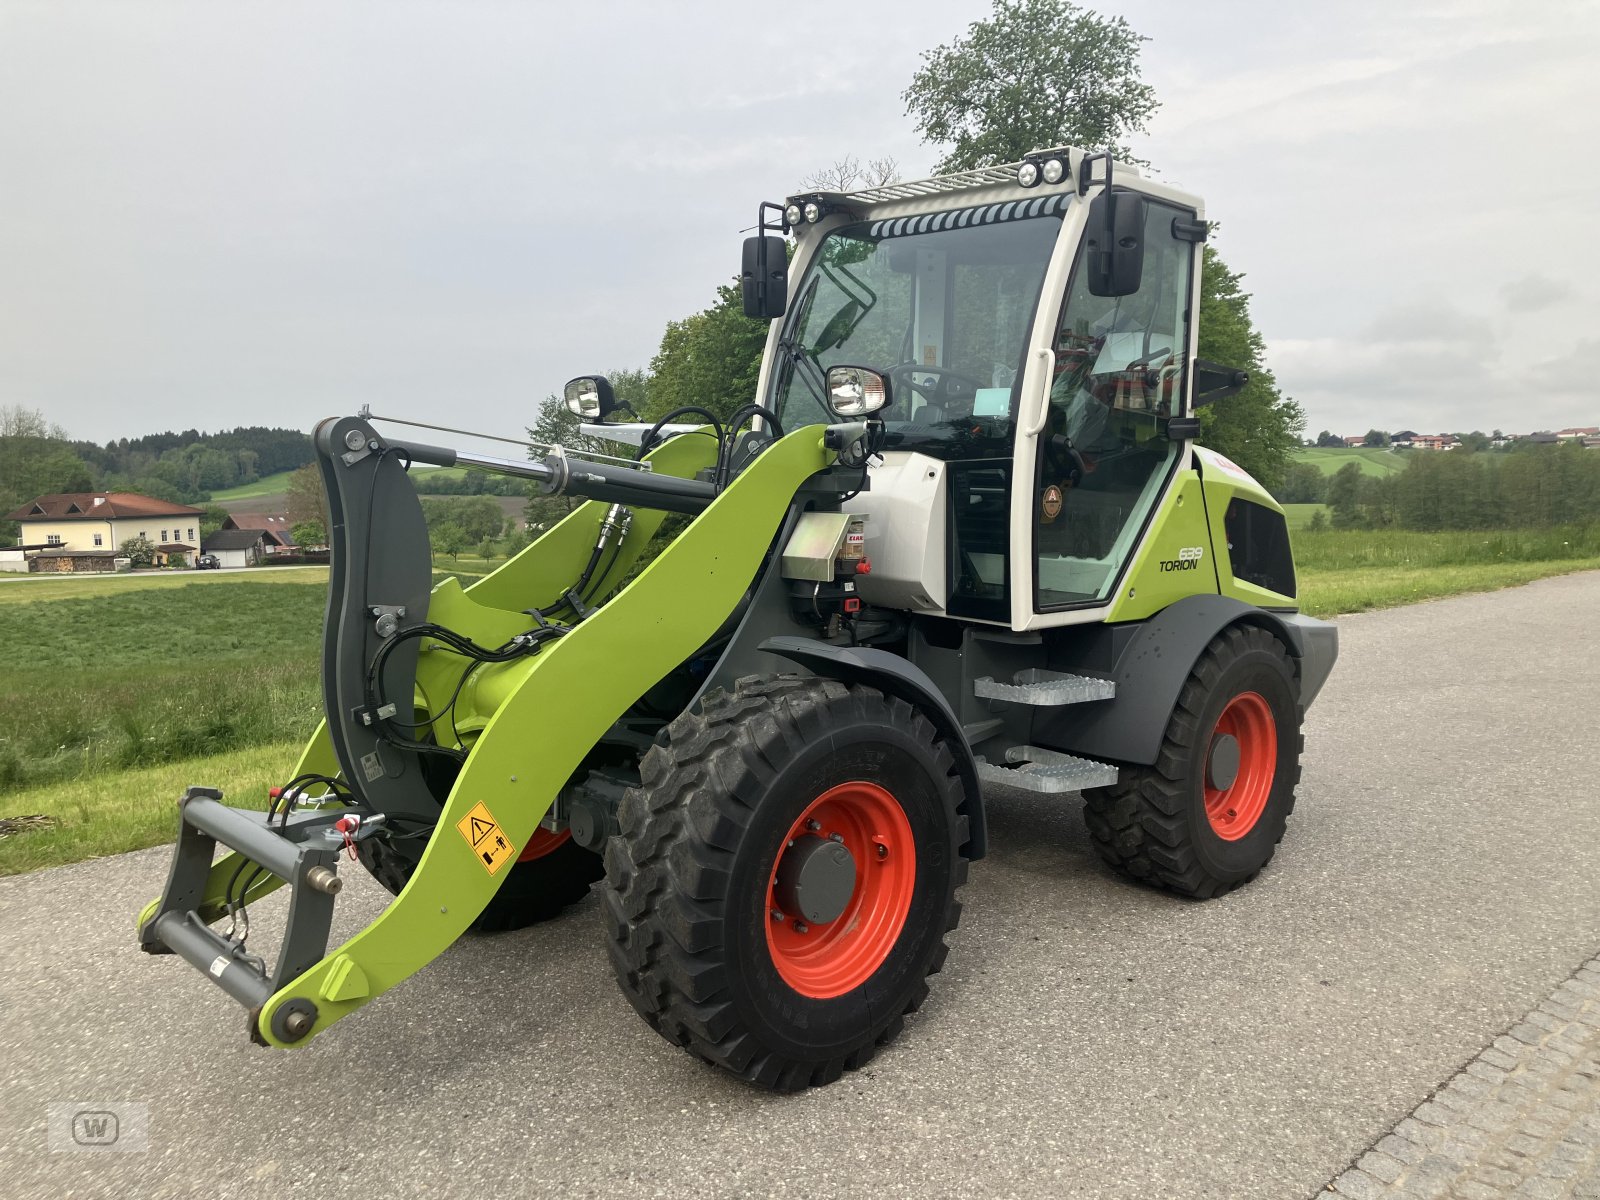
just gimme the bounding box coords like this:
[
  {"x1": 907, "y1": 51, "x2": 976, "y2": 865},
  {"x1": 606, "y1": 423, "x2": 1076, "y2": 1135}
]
[
  {"x1": 758, "y1": 636, "x2": 988, "y2": 861},
  {"x1": 1037, "y1": 595, "x2": 1336, "y2": 768}
]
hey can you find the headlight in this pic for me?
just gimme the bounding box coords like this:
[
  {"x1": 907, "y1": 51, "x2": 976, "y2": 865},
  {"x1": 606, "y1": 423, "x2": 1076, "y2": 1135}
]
[
  {"x1": 803, "y1": 200, "x2": 823, "y2": 223},
  {"x1": 1017, "y1": 161, "x2": 1041, "y2": 188},
  {"x1": 784, "y1": 203, "x2": 803, "y2": 228},
  {"x1": 1042, "y1": 156, "x2": 1066, "y2": 185},
  {"x1": 825, "y1": 365, "x2": 890, "y2": 417}
]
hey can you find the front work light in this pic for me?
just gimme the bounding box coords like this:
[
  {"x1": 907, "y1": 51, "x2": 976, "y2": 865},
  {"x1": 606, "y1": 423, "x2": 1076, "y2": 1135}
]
[
  {"x1": 803, "y1": 200, "x2": 823, "y2": 223},
  {"x1": 1041, "y1": 156, "x2": 1067, "y2": 185},
  {"x1": 784, "y1": 203, "x2": 804, "y2": 228},
  {"x1": 825, "y1": 365, "x2": 890, "y2": 418},
  {"x1": 1017, "y1": 161, "x2": 1041, "y2": 188}
]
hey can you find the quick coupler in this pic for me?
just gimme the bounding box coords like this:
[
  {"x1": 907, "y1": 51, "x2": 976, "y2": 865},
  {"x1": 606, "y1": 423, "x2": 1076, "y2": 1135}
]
[{"x1": 136, "y1": 786, "x2": 376, "y2": 1045}]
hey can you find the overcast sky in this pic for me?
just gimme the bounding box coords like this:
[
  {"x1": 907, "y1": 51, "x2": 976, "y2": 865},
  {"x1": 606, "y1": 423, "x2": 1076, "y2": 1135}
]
[{"x1": 3, "y1": 0, "x2": 1597, "y2": 447}]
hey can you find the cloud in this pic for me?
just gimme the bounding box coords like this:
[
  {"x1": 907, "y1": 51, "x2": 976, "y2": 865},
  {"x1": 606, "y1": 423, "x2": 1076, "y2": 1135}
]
[{"x1": 1499, "y1": 274, "x2": 1577, "y2": 313}]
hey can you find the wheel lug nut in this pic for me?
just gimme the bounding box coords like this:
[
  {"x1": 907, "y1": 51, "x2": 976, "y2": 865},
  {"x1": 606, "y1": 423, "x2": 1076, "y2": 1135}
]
[
  {"x1": 829, "y1": 832, "x2": 844, "y2": 844},
  {"x1": 793, "y1": 920, "x2": 809, "y2": 934},
  {"x1": 875, "y1": 843, "x2": 888, "y2": 859},
  {"x1": 806, "y1": 819, "x2": 821, "y2": 832},
  {"x1": 770, "y1": 909, "x2": 785, "y2": 922}
]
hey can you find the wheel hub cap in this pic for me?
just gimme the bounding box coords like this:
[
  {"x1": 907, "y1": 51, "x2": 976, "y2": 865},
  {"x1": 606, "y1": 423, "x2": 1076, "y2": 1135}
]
[
  {"x1": 774, "y1": 835, "x2": 857, "y2": 926},
  {"x1": 1206, "y1": 733, "x2": 1241, "y2": 791}
]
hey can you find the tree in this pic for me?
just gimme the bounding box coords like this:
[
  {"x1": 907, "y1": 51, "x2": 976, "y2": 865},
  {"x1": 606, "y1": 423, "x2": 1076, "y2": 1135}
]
[
  {"x1": 199, "y1": 505, "x2": 230, "y2": 540},
  {"x1": 285, "y1": 463, "x2": 330, "y2": 533},
  {"x1": 646, "y1": 283, "x2": 768, "y2": 424},
  {"x1": 1364, "y1": 429, "x2": 1390, "y2": 448},
  {"x1": 1325, "y1": 462, "x2": 1366, "y2": 528},
  {"x1": 118, "y1": 535, "x2": 156, "y2": 568},
  {"x1": 1315, "y1": 430, "x2": 1344, "y2": 448},
  {"x1": 902, "y1": 0, "x2": 1158, "y2": 171},
  {"x1": 290, "y1": 518, "x2": 326, "y2": 548},
  {"x1": 420, "y1": 496, "x2": 503, "y2": 544},
  {"x1": 1273, "y1": 461, "x2": 1327, "y2": 505},
  {"x1": 1306, "y1": 508, "x2": 1329, "y2": 533},
  {"x1": 0, "y1": 405, "x2": 94, "y2": 541},
  {"x1": 800, "y1": 155, "x2": 901, "y2": 192},
  {"x1": 1193, "y1": 247, "x2": 1305, "y2": 490}
]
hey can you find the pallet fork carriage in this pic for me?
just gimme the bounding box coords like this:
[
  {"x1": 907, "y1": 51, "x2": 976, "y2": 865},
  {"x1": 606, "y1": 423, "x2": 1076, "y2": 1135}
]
[{"x1": 138, "y1": 146, "x2": 1337, "y2": 1088}]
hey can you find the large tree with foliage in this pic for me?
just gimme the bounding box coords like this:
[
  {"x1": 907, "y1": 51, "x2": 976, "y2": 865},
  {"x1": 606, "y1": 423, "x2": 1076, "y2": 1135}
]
[
  {"x1": 1193, "y1": 248, "x2": 1304, "y2": 489},
  {"x1": 902, "y1": 0, "x2": 1157, "y2": 170},
  {"x1": 644, "y1": 285, "x2": 767, "y2": 423},
  {"x1": 0, "y1": 405, "x2": 95, "y2": 540}
]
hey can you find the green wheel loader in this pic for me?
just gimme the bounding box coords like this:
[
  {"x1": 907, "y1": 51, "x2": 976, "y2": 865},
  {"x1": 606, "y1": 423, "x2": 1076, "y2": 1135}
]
[{"x1": 136, "y1": 147, "x2": 1337, "y2": 1091}]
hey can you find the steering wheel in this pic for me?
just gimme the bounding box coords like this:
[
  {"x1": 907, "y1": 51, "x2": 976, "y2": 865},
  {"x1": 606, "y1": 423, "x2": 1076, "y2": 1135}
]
[{"x1": 885, "y1": 362, "x2": 988, "y2": 407}]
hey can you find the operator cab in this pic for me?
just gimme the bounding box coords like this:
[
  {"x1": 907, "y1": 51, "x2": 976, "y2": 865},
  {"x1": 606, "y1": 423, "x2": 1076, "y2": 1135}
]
[{"x1": 762, "y1": 151, "x2": 1205, "y2": 630}]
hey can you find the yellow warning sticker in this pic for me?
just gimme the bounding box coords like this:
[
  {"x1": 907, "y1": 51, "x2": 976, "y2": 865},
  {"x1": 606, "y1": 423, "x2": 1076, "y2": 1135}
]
[{"x1": 455, "y1": 801, "x2": 515, "y2": 876}]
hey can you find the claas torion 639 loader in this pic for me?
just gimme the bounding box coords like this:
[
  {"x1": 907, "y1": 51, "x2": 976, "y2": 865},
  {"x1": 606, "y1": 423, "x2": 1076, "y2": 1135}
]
[{"x1": 137, "y1": 148, "x2": 1337, "y2": 1091}]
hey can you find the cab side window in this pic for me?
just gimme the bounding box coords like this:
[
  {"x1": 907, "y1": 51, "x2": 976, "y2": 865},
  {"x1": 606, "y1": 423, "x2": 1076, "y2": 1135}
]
[{"x1": 1034, "y1": 200, "x2": 1195, "y2": 608}]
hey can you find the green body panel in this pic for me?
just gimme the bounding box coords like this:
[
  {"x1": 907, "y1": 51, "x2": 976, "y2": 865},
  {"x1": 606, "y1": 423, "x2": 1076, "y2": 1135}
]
[
  {"x1": 1102, "y1": 471, "x2": 1220, "y2": 622},
  {"x1": 1191, "y1": 446, "x2": 1298, "y2": 610},
  {"x1": 414, "y1": 432, "x2": 715, "y2": 741},
  {"x1": 462, "y1": 432, "x2": 711, "y2": 614},
  {"x1": 254, "y1": 427, "x2": 831, "y2": 1046}
]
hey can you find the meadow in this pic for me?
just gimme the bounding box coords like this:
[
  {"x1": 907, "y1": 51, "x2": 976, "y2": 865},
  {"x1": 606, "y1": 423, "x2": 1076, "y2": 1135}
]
[{"x1": 2, "y1": 528, "x2": 1597, "y2": 874}]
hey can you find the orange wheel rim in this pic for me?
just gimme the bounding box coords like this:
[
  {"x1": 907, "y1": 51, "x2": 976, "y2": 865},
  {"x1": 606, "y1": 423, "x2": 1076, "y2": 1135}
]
[
  {"x1": 517, "y1": 827, "x2": 571, "y2": 863},
  {"x1": 1204, "y1": 691, "x2": 1276, "y2": 841},
  {"x1": 765, "y1": 781, "x2": 916, "y2": 1000}
]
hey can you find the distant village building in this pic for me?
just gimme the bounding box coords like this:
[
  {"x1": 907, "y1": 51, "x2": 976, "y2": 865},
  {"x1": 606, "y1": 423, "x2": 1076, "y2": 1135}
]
[
  {"x1": 1407, "y1": 434, "x2": 1459, "y2": 451},
  {"x1": 2, "y1": 492, "x2": 205, "y2": 573},
  {"x1": 218, "y1": 513, "x2": 297, "y2": 554}
]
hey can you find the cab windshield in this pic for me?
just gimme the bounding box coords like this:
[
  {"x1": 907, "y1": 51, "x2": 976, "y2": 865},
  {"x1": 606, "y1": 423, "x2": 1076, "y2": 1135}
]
[{"x1": 769, "y1": 209, "x2": 1063, "y2": 459}]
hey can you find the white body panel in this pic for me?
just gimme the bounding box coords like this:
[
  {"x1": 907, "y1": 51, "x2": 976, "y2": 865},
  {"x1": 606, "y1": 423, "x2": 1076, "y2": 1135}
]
[{"x1": 842, "y1": 452, "x2": 948, "y2": 613}]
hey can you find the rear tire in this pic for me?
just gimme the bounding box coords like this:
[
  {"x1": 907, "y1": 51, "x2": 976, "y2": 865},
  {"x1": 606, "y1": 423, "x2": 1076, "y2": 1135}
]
[
  {"x1": 1082, "y1": 624, "x2": 1302, "y2": 898},
  {"x1": 600, "y1": 675, "x2": 969, "y2": 1092}
]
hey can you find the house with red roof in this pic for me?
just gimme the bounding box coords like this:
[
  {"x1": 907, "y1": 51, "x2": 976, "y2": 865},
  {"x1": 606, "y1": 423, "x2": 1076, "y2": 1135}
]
[
  {"x1": 3, "y1": 492, "x2": 206, "y2": 572},
  {"x1": 218, "y1": 512, "x2": 297, "y2": 553}
]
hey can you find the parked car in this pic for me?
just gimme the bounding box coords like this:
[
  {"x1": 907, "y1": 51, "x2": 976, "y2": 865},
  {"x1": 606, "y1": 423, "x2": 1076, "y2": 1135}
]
[{"x1": 196, "y1": 553, "x2": 221, "y2": 570}]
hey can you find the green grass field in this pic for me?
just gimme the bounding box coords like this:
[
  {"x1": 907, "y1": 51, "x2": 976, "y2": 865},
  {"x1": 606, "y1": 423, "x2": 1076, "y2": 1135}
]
[
  {"x1": 209, "y1": 469, "x2": 299, "y2": 502},
  {"x1": 2, "y1": 529, "x2": 1596, "y2": 875},
  {"x1": 1292, "y1": 446, "x2": 1409, "y2": 478},
  {"x1": 210, "y1": 465, "x2": 464, "y2": 505},
  {"x1": 1282, "y1": 503, "x2": 1327, "y2": 531}
]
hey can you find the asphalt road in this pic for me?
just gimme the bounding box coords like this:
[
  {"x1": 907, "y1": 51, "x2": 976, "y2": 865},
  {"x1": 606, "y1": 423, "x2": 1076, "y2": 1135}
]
[{"x1": 3, "y1": 572, "x2": 1598, "y2": 1199}]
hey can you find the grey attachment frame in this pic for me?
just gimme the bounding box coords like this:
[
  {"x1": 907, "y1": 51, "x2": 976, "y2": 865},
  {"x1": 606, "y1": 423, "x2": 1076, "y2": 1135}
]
[{"x1": 138, "y1": 786, "x2": 361, "y2": 1036}]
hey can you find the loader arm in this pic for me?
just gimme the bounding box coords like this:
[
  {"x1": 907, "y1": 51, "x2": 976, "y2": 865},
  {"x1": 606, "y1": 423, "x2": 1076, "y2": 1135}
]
[{"x1": 138, "y1": 418, "x2": 832, "y2": 1047}]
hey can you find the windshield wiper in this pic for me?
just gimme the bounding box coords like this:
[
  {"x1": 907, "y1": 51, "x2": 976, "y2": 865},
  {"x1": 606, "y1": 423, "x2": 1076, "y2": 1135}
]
[{"x1": 775, "y1": 333, "x2": 830, "y2": 413}]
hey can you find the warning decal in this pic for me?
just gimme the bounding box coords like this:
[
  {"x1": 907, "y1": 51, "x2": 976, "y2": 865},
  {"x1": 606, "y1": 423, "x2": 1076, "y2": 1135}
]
[{"x1": 455, "y1": 801, "x2": 516, "y2": 876}]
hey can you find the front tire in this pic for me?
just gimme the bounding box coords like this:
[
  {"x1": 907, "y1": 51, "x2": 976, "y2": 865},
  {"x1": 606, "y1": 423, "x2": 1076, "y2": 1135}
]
[
  {"x1": 359, "y1": 822, "x2": 602, "y2": 933},
  {"x1": 600, "y1": 676, "x2": 969, "y2": 1091},
  {"x1": 1083, "y1": 624, "x2": 1302, "y2": 898}
]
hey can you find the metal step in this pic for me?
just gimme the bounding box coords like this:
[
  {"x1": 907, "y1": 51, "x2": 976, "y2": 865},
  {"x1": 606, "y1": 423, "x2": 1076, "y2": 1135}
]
[
  {"x1": 973, "y1": 668, "x2": 1114, "y2": 706},
  {"x1": 974, "y1": 745, "x2": 1119, "y2": 794}
]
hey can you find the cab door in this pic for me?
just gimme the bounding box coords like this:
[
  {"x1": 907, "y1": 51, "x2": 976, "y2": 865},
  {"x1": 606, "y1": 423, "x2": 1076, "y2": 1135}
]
[{"x1": 1029, "y1": 197, "x2": 1199, "y2": 613}]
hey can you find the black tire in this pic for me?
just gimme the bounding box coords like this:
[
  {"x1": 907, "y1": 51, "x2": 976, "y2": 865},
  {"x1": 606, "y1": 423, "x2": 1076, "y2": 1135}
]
[
  {"x1": 600, "y1": 675, "x2": 969, "y2": 1092},
  {"x1": 359, "y1": 824, "x2": 603, "y2": 934},
  {"x1": 1082, "y1": 624, "x2": 1302, "y2": 898}
]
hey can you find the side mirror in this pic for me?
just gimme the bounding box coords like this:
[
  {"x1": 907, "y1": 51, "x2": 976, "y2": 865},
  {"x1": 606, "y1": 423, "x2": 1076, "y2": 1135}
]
[
  {"x1": 825, "y1": 365, "x2": 891, "y2": 418},
  {"x1": 741, "y1": 235, "x2": 788, "y2": 320},
  {"x1": 563, "y1": 375, "x2": 625, "y2": 421},
  {"x1": 1085, "y1": 190, "x2": 1147, "y2": 297}
]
